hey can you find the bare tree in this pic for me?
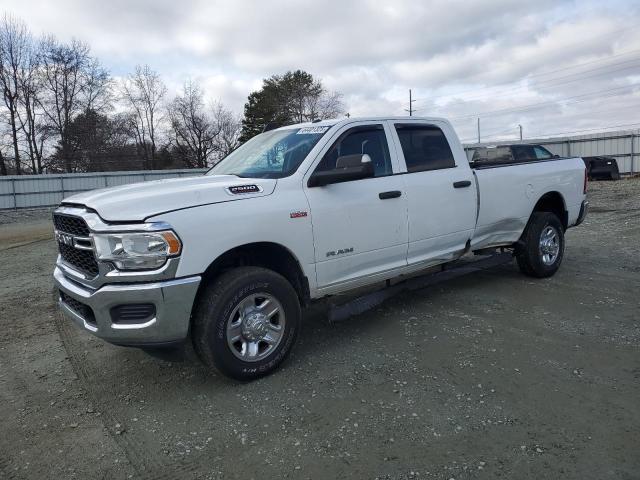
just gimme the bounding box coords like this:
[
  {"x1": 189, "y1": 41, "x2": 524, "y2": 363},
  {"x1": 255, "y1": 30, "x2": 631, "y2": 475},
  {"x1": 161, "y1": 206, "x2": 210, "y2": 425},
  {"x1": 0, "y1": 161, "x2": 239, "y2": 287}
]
[
  {"x1": 0, "y1": 14, "x2": 32, "y2": 174},
  {"x1": 0, "y1": 119, "x2": 9, "y2": 175},
  {"x1": 168, "y1": 80, "x2": 216, "y2": 168},
  {"x1": 306, "y1": 90, "x2": 343, "y2": 122},
  {"x1": 211, "y1": 101, "x2": 241, "y2": 162},
  {"x1": 8, "y1": 25, "x2": 50, "y2": 174},
  {"x1": 16, "y1": 48, "x2": 46, "y2": 173},
  {"x1": 37, "y1": 36, "x2": 109, "y2": 172},
  {"x1": 121, "y1": 64, "x2": 166, "y2": 170},
  {"x1": 84, "y1": 57, "x2": 112, "y2": 114}
]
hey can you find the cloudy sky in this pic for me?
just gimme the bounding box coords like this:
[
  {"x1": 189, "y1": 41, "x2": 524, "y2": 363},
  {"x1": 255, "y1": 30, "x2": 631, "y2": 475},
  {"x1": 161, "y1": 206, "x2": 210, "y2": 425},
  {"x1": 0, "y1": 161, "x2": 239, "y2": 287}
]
[{"x1": 4, "y1": 0, "x2": 640, "y2": 142}]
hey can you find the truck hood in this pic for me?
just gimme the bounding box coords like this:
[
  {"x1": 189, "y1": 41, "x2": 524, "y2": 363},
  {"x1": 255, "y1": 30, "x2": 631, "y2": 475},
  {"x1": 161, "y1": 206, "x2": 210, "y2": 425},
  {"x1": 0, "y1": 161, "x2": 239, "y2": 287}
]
[{"x1": 62, "y1": 174, "x2": 277, "y2": 222}]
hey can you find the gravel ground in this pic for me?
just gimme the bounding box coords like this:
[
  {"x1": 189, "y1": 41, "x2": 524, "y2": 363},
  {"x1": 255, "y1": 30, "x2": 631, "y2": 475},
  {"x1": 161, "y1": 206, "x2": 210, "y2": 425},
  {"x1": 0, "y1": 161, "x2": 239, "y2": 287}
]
[
  {"x1": 1, "y1": 179, "x2": 639, "y2": 479},
  {"x1": 0, "y1": 207, "x2": 54, "y2": 225}
]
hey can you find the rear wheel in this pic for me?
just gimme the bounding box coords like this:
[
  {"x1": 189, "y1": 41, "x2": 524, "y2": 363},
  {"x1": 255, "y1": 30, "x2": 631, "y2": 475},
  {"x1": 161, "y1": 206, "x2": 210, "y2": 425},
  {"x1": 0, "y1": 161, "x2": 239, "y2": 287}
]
[
  {"x1": 192, "y1": 267, "x2": 301, "y2": 380},
  {"x1": 516, "y1": 212, "x2": 564, "y2": 278}
]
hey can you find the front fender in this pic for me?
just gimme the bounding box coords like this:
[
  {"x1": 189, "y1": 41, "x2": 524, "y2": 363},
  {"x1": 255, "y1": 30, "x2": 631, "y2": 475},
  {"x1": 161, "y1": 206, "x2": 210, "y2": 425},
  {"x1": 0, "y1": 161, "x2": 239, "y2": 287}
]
[{"x1": 147, "y1": 192, "x2": 318, "y2": 294}]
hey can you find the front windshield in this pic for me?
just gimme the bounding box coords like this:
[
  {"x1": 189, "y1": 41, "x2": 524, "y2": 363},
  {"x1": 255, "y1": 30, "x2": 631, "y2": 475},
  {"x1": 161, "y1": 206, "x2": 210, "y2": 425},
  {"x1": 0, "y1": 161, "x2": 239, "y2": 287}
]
[{"x1": 207, "y1": 126, "x2": 331, "y2": 179}]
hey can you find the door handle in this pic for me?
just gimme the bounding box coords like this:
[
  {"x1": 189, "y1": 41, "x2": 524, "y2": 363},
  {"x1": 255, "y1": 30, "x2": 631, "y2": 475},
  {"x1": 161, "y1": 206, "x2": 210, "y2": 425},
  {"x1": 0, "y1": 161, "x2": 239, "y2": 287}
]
[
  {"x1": 379, "y1": 190, "x2": 402, "y2": 200},
  {"x1": 453, "y1": 180, "x2": 472, "y2": 188}
]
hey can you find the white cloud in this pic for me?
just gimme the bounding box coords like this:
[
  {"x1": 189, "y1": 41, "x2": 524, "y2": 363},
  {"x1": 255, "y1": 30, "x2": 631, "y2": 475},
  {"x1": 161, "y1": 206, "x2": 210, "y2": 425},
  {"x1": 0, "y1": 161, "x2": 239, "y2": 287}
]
[{"x1": 2, "y1": 0, "x2": 640, "y2": 141}]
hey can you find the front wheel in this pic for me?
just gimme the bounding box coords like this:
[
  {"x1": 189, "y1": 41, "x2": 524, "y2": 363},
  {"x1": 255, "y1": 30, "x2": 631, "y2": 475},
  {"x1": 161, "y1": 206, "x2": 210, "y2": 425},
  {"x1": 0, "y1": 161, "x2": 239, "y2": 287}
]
[
  {"x1": 192, "y1": 267, "x2": 301, "y2": 380},
  {"x1": 516, "y1": 212, "x2": 565, "y2": 278}
]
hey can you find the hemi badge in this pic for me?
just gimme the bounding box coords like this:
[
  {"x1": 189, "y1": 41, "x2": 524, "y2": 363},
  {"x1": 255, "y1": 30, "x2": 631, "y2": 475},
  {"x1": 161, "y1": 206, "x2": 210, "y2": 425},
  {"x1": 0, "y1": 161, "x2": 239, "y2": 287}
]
[{"x1": 290, "y1": 211, "x2": 308, "y2": 219}]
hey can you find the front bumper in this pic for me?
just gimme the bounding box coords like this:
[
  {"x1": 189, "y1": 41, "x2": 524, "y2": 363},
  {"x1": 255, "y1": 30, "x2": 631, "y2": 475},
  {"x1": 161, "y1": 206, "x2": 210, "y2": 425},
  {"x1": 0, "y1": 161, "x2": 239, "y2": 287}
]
[
  {"x1": 54, "y1": 266, "x2": 201, "y2": 346},
  {"x1": 575, "y1": 200, "x2": 589, "y2": 227}
]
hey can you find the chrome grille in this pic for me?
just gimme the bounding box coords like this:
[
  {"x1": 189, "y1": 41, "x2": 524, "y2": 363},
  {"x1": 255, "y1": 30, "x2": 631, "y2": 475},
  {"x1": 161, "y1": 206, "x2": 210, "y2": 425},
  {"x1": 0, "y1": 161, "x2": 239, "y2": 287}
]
[
  {"x1": 58, "y1": 242, "x2": 99, "y2": 276},
  {"x1": 54, "y1": 213, "x2": 99, "y2": 277},
  {"x1": 53, "y1": 213, "x2": 90, "y2": 236}
]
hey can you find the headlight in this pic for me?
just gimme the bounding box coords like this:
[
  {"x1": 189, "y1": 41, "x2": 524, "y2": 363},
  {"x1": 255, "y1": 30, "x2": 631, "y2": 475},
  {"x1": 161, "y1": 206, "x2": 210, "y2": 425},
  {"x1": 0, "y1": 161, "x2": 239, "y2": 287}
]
[{"x1": 93, "y1": 231, "x2": 181, "y2": 270}]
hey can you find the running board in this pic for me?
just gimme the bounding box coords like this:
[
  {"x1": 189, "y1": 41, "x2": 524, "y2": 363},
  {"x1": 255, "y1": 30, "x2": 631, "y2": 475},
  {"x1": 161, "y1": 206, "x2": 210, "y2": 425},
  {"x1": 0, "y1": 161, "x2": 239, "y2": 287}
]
[{"x1": 327, "y1": 252, "x2": 513, "y2": 323}]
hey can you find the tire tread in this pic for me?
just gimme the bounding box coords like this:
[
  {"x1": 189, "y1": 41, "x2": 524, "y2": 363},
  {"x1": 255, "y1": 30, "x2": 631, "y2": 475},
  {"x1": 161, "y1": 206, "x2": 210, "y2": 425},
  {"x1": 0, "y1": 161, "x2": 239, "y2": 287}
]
[
  {"x1": 192, "y1": 267, "x2": 300, "y2": 380},
  {"x1": 516, "y1": 212, "x2": 564, "y2": 278}
]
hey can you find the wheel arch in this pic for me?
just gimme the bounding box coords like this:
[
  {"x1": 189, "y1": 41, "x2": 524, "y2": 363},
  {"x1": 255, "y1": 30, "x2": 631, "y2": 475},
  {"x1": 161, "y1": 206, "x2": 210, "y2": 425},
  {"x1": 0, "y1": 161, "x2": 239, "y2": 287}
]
[
  {"x1": 195, "y1": 242, "x2": 310, "y2": 308},
  {"x1": 530, "y1": 191, "x2": 568, "y2": 230}
]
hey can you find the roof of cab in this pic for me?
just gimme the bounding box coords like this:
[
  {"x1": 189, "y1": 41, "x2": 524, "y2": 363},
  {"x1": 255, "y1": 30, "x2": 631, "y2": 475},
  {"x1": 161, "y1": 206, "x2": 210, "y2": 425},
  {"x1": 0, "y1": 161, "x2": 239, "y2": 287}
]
[{"x1": 275, "y1": 116, "x2": 450, "y2": 131}]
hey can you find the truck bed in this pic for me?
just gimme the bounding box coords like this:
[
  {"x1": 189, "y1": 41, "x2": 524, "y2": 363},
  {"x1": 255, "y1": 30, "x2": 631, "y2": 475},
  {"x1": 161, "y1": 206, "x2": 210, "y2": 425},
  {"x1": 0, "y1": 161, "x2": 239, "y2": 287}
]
[{"x1": 470, "y1": 156, "x2": 586, "y2": 250}]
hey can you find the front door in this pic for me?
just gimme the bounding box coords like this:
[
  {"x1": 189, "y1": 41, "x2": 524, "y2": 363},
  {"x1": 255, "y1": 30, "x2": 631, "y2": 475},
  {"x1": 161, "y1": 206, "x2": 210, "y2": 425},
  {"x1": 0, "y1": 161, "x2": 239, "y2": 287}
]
[{"x1": 304, "y1": 123, "x2": 408, "y2": 292}]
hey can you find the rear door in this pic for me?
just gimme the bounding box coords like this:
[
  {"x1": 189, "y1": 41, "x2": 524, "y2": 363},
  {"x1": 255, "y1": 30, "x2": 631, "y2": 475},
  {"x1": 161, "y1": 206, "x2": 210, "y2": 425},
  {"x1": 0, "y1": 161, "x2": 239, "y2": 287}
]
[
  {"x1": 389, "y1": 120, "x2": 477, "y2": 266},
  {"x1": 303, "y1": 122, "x2": 408, "y2": 292}
]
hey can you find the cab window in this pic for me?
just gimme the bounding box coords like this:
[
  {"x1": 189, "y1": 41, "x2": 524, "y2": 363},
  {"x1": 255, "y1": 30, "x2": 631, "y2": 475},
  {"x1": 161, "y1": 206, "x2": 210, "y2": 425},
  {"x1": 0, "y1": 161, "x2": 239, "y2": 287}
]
[
  {"x1": 534, "y1": 146, "x2": 553, "y2": 160},
  {"x1": 472, "y1": 146, "x2": 513, "y2": 165},
  {"x1": 315, "y1": 125, "x2": 392, "y2": 177},
  {"x1": 395, "y1": 124, "x2": 455, "y2": 172},
  {"x1": 511, "y1": 145, "x2": 534, "y2": 162}
]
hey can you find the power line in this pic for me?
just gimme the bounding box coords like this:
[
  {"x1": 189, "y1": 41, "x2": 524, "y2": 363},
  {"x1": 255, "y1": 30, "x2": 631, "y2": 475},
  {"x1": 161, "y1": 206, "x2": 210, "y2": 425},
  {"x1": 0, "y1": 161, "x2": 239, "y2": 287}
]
[
  {"x1": 454, "y1": 94, "x2": 640, "y2": 141},
  {"x1": 460, "y1": 99, "x2": 640, "y2": 141},
  {"x1": 450, "y1": 83, "x2": 639, "y2": 120},
  {"x1": 434, "y1": 58, "x2": 640, "y2": 105},
  {"x1": 462, "y1": 121, "x2": 640, "y2": 143},
  {"x1": 411, "y1": 45, "x2": 640, "y2": 107},
  {"x1": 525, "y1": 122, "x2": 640, "y2": 139},
  {"x1": 459, "y1": 100, "x2": 640, "y2": 141},
  {"x1": 518, "y1": 100, "x2": 640, "y2": 126},
  {"x1": 461, "y1": 124, "x2": 520, "y2": 143},
  {"x1": 414, "y1": 55, "x2": 640, "y2": 109},
  {"x1": 523, "y1": 47, "x2": 640, "y2": 80}
]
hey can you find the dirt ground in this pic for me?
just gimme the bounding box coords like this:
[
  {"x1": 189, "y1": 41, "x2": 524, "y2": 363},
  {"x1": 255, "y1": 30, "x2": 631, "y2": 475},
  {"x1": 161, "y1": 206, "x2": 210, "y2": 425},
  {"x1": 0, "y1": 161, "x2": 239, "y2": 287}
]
[{"x1": 1, "y1": 180, "x2": 639, "y2": 480}]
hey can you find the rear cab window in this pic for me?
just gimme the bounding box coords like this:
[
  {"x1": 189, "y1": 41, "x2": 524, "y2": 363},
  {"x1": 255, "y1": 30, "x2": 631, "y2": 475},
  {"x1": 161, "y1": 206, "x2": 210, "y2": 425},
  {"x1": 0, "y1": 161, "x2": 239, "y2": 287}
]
[
  {"x1": 533, "y1": 146, "x2": 553, "y2": 160},
  {"x1": 510, "y1": 145, "x2": 535, "y2": 162},
  {"x1": 511, "y1": 145, "x2": 555, "y2": 162},
  {"x1": 394, "y1": 124, "x2": 456, "y2": 172},
  {"x1": 471, "y1": 146, "x2": 513, "y2": 165}
]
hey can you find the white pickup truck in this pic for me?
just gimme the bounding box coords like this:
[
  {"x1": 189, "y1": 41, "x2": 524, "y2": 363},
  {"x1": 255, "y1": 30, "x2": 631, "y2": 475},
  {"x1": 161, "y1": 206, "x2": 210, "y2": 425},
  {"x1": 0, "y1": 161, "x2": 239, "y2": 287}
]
[{"x1": 53, "y1": 116, "x2": 588, "y2": 379}]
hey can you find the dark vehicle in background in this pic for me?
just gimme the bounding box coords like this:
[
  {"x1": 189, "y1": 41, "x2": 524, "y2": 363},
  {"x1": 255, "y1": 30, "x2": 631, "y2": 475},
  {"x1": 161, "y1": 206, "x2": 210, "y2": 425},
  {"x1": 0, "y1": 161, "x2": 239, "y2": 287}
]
[
  {"x1": 582, "y1": 156, "x2": 620, "y2": 180},
  {"x1": 466, "y1": 144, "x2": 558, "y2": 166}
]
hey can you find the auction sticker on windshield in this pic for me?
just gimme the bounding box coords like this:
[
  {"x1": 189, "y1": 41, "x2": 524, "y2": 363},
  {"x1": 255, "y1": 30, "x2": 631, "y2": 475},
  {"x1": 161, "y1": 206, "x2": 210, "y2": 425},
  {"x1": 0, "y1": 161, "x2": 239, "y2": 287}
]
[{"x1": 297, "y1": 126, "x2": 330, "y2": 135}]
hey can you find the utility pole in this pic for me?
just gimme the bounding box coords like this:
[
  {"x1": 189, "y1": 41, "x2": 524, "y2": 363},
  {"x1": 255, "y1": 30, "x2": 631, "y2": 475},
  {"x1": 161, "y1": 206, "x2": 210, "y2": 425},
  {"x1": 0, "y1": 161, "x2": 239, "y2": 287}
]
[
  {"x1": 518, "y1": 124, "x2": 523, "y2": 141},
  {"x1": 477, "y1": 118, "x2": 481, "y2": 144},
  {"x1": 404, "y1": 89, "x2": 416, "y2": 116}
]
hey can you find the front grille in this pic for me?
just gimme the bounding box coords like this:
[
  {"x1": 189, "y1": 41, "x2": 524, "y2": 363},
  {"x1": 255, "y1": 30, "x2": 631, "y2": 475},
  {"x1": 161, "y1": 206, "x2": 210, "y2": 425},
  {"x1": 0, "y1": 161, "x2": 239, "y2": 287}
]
[
  {"x1": 53, "y1": 213, "x2": 90, "y2": 237},
  {"x1": 60, "y1": 291, "x2": 96, "y2": 326},
  {"x1": 58, "y1": 242, "x2": 99, "y2": 277},
  {"x1": 54, "y1": 213, "x2": 99, "y2": 278}
]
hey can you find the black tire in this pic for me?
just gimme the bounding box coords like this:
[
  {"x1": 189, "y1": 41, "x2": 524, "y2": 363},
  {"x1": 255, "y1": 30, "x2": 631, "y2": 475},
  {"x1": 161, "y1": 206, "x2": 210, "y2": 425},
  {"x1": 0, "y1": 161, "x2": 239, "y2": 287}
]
[
  {"x1": 192, "y1": 267, "x2": 301, "y2": 380},
  {"x1": 516, "y1": 212, "x2": 565, "y2": 278}
]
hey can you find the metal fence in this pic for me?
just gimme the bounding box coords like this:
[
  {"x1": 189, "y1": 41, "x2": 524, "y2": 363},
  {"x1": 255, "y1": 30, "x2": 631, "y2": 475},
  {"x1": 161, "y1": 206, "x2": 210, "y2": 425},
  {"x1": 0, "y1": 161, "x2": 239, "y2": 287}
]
[{"x1": 0, "y1": 169, "x2": 208, "y2": 210}]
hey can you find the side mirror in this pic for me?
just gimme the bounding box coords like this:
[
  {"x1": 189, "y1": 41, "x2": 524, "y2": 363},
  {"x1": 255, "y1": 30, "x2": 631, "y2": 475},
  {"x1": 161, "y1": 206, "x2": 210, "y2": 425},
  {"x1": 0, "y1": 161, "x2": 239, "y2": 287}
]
[{"x1": 308, "y1": 154, "x2": 374, "y2": 187}]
